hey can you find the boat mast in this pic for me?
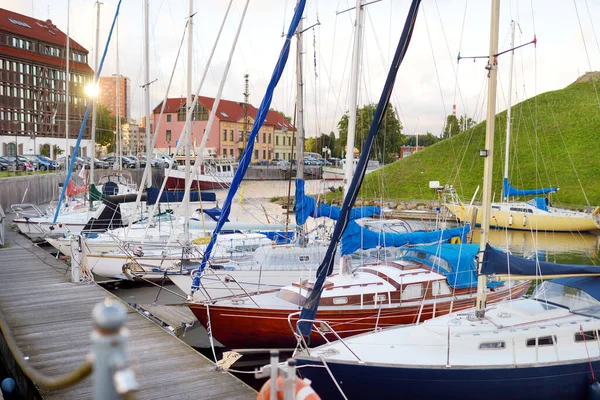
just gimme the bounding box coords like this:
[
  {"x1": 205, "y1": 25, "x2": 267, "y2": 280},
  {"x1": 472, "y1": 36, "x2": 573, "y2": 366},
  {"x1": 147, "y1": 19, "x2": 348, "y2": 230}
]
[
  {"x1": 65, "y1": 0, "x2": 70, "y2": 162},
  {"x1": 503, "y1": 20, "x2": 515, "y2": 202},
  {"x1": 89, "y1": 1, "x2": 101, "y2": 197},
  {"x1": 475, "y1": 0, "x2": 500, "y2": 319},
  {"x1": 184, "y1": 0, "x2": 193, "y2": 241},
  {"x1": 115, "y1": 19, "x2": 121, "y2": 170},
  {"x1": 338, "y1": 0, "x2": 365, "y2": 275},
  {"x1": 295, "y1": 4, "x2": 305, "y2": 180},
  {"x1": 344, "y1": 0, "x2": 364, "y2": 197},
  {"x1": 143, "y1": 0, "x2": 152, "y2": 187}
]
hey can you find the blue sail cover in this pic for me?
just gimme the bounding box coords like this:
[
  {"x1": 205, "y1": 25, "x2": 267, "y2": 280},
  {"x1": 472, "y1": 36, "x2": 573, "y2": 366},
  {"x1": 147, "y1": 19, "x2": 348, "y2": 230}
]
[
  {"x1": 192, "y1": 0, "x2": 306, "y2": 290},
  {"x1": 53, "y1": 0, "x2": 123, "y2": 223},
  {"x1": 294, "y1": 178, "x2": 380, "y2": 225},
  {"x1": 502, "y1": 178, "x2": 558, "y2": 198},
  {"x1": 340, "y1": 221, "x2": 470, "y2": 256},
  {"x1": 146, "y1": 187, "x2": 216, "y2": 205},
  {"x1": 399, "y1": 243, "x2": 499, "y2": 289},
  {"x1": 482, "y1": 243, "x2": 600, "y2": 276},
  {"x1": 552, "y1": 277, "x2": 600, "y2": 302},
  {"x1": 527, "y1": 197, "x2": 550, "y2": 212},
  {"x1": 298, "y1": 0, "x2": 422, "y2": 336}
]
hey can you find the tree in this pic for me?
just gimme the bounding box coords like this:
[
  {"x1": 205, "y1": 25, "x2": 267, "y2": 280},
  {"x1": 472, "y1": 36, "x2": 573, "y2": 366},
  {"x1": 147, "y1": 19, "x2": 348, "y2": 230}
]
[
  {"x1": 40, "y1": 143, "x2": 50, "y2": 157},
  {"x1": 443, "y1": 114, "x2": 476, "y2": 139},
  {"x1": 405, "y1": 132, "x2": 440, "y2": 147},
  {"x1": 337, "y1": 104, "x2": 404, "y2": 163},
  {"x1": 304, "y1": 137, "x2": 317, "y2": 153},
  {"x1": 95, "y1": 104, "x2": 125, "y2": 154},
  {"x1": 443, "y1": 114, "x2": 459, "y2": 139},
  {"x1": 459, "y1": 115, "x2": 476, "y2": 131}
]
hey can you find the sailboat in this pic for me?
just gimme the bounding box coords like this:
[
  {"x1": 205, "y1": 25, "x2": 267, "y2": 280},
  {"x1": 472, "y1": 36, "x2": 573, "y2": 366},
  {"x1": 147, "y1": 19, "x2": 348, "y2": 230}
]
[
  {"x1": 294, "y1": 3, "x2": 600, "y2": 399},
  {"x1": 444, "y1": 22, "x2": 600, "y2": 233}
]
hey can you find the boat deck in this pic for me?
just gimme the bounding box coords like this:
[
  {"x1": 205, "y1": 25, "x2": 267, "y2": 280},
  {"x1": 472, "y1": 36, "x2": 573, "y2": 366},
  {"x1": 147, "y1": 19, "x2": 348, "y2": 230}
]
[{"x1": 0, "y1": 218, "x2": 256, "y2": 399}]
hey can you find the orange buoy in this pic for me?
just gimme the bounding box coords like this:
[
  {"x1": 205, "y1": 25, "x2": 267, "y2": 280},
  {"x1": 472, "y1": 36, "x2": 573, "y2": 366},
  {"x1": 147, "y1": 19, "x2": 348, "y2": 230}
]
[{"x1": 257, "y1": 376, "x2": 321, "y2": 400}]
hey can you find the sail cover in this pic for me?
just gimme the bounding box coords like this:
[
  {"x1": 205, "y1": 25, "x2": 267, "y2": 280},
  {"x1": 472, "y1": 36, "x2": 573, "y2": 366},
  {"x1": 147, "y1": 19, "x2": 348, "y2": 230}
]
[
  {"x1": 145, "y1": 187, "x2": 216, "y2": 205},
  {"x1": 502, "y1": 178, "x2": 558, "y2": 198},
  {"x1": 340, "y1": 221, "x2": 469, "y2": 256},
  {"x1": 294, "y1": 178, "x2": 380, "y2": 225},
  {"x1": 298, "y1": 0, "x2": 422, "y2": 336},
  {"x1": 482, "y1": 243, "x2": 600, "y2": 276},
  {"x1": 399, "y1": 243, "x2": 493, "y2": 289},
  {"x1": 192, "y1": 0, "x2": 306, "y2": 290}
]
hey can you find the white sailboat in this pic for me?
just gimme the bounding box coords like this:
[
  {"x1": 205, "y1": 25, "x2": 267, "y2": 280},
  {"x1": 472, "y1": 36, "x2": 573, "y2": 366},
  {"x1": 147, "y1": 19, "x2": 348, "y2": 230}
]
[{"x1": 294, "y1": 3, "x2": 600, "y2": 399}]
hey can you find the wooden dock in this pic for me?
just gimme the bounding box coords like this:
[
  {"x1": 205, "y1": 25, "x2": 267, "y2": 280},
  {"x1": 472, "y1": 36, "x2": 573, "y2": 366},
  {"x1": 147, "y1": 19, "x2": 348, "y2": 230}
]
[{"x1": 0, "y1": 220, "x2": 256, "y2": 399}]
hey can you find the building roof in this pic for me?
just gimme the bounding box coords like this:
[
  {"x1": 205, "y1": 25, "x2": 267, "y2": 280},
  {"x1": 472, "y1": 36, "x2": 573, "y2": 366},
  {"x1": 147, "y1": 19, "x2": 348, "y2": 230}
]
[
  {"x1": 152, "y1": 95, "x2": 295, "y2": 131},
  {"x1": 0, "y1": 7, "x2": 92, "y2": 74}
]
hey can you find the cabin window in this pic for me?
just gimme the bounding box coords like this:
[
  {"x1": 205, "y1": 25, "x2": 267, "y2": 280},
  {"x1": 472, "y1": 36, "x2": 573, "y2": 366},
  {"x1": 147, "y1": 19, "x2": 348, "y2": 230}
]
[
  {"x1": 492, "y1": 205, "x2": 500, "y2": 210},
  {"x1": 575, "y1": 330, "x2": 598, "y2": 342},
  {"x1": 374, "y1": 294, "x2": 387, "y2": 303},
  {"x1": 430, "y1": 255, "x2": 451, "y2": 273},
  {"x1": 509, "y1": 207, "x2": 533, "y2": 213},
  {"x1": 298, "y1": 255, "x2": 310, "y2": 262},
  {"x1": 432, "y1": 281, "x2": 452, "y2": 296},
  {"x1": 401, "y1": 284, "x2": 423, "y2": 300},
  {"x1": 479, "y1": 341, "x2": 506, "y2": 350},
  {"x1": 333, "y1": 297, "x2": 348, "y2": 305},
  {"x1": 526, "y1": 335, "x2": 556, "y2": 347}
]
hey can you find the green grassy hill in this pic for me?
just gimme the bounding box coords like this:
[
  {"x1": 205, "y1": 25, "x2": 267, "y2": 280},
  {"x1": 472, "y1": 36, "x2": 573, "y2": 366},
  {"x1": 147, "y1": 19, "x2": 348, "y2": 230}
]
[{"x1": 359, "y1": 74, "x2": 600, "y2": 208}]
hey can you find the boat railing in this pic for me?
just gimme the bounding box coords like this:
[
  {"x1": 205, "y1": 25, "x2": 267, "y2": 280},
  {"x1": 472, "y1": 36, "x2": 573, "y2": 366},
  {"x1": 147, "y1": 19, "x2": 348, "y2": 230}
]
[
  {"x1": 11, "y1": 203, "x2": 46, "y2": 218},
  {"x1": 286, "y1": 311, "x2": 362, "y2": 362},
  {"x1": 196, "y1": 270, "x2": 262, "y2": 308}
]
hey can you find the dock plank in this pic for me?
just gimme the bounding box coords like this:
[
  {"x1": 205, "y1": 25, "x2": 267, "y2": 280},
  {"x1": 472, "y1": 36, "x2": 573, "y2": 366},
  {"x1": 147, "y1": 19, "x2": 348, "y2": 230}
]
[{"x1": 0, "y1": 223, "x2": 256, "y2": 399}]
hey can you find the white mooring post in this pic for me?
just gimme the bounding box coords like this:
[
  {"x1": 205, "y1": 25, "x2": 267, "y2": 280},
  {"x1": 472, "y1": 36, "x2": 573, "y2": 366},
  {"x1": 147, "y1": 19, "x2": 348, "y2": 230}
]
[{"x1": 91, "y1": 299, "x2": 138, "y2": 399}]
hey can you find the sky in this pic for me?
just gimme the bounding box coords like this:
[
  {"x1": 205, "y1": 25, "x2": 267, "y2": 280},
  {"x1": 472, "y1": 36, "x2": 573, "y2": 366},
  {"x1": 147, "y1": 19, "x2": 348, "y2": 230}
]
[{"x1": 4, "y1": 0, "x2": 600, "y2": 141}]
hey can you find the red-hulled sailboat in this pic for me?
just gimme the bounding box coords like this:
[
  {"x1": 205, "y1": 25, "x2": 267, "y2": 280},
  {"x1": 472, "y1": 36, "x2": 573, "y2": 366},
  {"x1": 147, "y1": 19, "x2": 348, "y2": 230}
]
[{"x1": 189, "y1": 244, "x2": 530, "y2": 349}]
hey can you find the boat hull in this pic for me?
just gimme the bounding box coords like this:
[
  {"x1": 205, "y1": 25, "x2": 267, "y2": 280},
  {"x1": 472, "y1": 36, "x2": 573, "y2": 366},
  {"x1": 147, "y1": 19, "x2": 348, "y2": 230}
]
[
  {"x1": 166, "y1": 176, "x2": 231, "y2": 190},
  {"x1": 445, "y1": 203, "x2": 600, "y2": 232},
  {"x1": 294, "y1": 357, "x2": 600, "y2": 400},
  {"x1": 188, "y1": 281, "x2": 530, "y2": 349}
]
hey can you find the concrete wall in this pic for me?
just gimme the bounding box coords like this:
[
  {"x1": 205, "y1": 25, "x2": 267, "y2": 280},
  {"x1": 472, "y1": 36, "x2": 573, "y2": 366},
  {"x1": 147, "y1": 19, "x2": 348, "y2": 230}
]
[{"x1": 0, "y1": 169, "x2": 165, "y2": 212}]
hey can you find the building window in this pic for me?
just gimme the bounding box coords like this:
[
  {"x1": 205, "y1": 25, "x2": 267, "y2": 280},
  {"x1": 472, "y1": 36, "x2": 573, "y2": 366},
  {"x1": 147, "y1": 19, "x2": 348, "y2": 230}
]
[
  {"x1": 263, "y1": 149, "x2": 266, "y2": 159},
  {"x1": 167, "y1": 115, "x2": 171, "y2": 122},
  {"x1": 229, "y1": 130, "x2": 234, "y2": 141},
  {"x1": 254, "y1": 150, "x2": 258, "y2": 159},
  {"x1": 223, "y1": 149, "x2": 227, "y2": 157},
  {"x1": 7, "y1": 143, "x2": 16, "y2": 157},
  {"x1": 276, "y1": 136, "x2": 279, "y2": 145},
  {"x1": 275, "y1": 152, "x2": 279, "y2": 159},
  {"x1": 268, "y1": 133, "x2": 271, "y2": 144},
  {"x1": 230, "y1": 149, "x2": 234, "y2": 157},
  {"x1": 177, "y1": 108, "x2": 186, "y2": 121},
  {"x1": 166, "y1": 130, "x2": 171, "y2": 142},
  {"x1": 263, "y1": 132, "x2": 266, "y2": 143},
  {"x1": 223, "y1": 129, "x2": 227, "y2": 141}
]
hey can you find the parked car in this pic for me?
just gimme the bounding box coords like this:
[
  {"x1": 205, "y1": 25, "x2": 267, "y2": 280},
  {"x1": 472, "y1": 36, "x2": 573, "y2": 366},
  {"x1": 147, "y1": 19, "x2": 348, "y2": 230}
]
[
  {"x1": 269, "y1": 158, "x2": 290, "y2": 168},
  {"x1": 152, "y1": 153, "x2": 175, "y2": 168},
  {"x1": 101, "y1": 156, "x2": 144, "y2": 169},
  {"x1": 22, "y1": 154, "x2": 60, "y2": 171},
  {"x1": 81, "y1": 156, "x2": 109, "y2": 169},
  {"x1": 0, "y1": 156, "x2": 17, "y2": 172},
  {"x1": 3, "y1": 156, "x2": 33, "y2": 171},
  {"x1": 58, "y1": 156, "x2": 88, "y2": 169},
  {"x1": 255, "y1": 160, "x2": 270, "y2": 166}
]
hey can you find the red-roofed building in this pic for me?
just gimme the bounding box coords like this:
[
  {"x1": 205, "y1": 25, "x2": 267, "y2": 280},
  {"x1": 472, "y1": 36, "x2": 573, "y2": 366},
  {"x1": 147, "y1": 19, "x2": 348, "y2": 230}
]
[
  {"x1": 152, "y1": 96, "x2": 295, "y2": 162},
  {"x1": 0, "y1": 7, "x2": 94, "y2": 159}
]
